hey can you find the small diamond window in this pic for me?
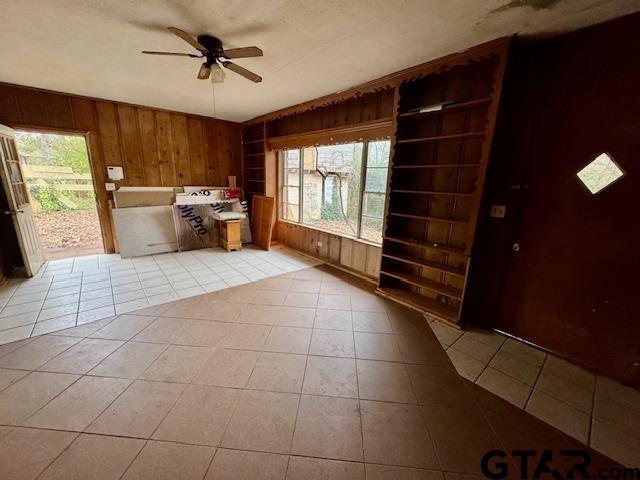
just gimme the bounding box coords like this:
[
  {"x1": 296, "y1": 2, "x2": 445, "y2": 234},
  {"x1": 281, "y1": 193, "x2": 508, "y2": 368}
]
[{"x1": 576, "y1": 153, "x2": 624, "y2": 194}]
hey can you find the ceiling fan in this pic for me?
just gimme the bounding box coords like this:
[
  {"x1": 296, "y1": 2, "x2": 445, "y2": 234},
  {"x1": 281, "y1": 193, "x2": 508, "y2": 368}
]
[{"x1": 143, "y1": 27, "x2": 263, "y2": 83}]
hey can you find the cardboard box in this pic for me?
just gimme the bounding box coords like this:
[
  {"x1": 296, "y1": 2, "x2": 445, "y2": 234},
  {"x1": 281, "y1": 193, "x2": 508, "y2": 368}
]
[{"x1": 113, "y1": 187, "x2": 183, "y2": 208}]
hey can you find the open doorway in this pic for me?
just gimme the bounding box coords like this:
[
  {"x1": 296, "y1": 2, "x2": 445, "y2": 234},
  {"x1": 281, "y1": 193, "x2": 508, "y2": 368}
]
[{"x1": 14, "y1": 131, "x2": 103, "y2": 260}]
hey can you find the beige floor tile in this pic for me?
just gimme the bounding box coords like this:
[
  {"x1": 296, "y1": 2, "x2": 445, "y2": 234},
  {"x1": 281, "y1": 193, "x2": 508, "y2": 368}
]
[
  {"x1": 32, "y1": 314, "x2": 78, "y2": 336},
  {"x1": 357, "y1": 359, "x2": 417, "y2": 403},
  {"x1": 0, "y1": 371, "x2": 79, "y2": 424},
  {"x1": 354, "y1": 332, "x2": 402, "y2": 361},
  {"x1": 193, "y1": 348, "x2": 259, "y2": 388},
  {"x1": 428, "y1": 322, "x2": 462, "y2": 347},
  {"x1": 489, "y1": 350, "x2": 544, "y2": 386},
  {"x1": 247, "y1": 351, "x2": 307, "y2": 393},
  {"x1": 25, "y1": 376, "x2": 131, "y2": 431},
  {"x1": 154, "y1": 384, "x2": 240, "y2": 446},
  {"x1": 287, "y1": 456, "x2": 364, "y2": 480},
  {"x1": 123, "y1": 440, "x2": 215, "y2": 480},
  {"x1": 247, "y1": 290, "x2": 288, "y2": 306},
  {"x1": 352, "y1": 311, "x2": 392, "y2": 333},
  {"x1": 366, "y1": 464, "x2": 444, "y2": 480},
  {"x1": 595, "y1": 375, "x2": 640, "y2": 413},
  {"x1": 89, "y1": 314, "x2": 156, "y2": 340},
  {"x1": 592, "y1": 386, "x2": 640, "y2": 430},
  {"x1": 87, "y1": 380, "x2": 186, "y2": 438},
  {"x1": 446, "y1": 348, "x2": 485, "y2": 382},
  {"x1": 140, "y1": 344, "x2": 212, "y2": 383},
  {"x1": 526, "y1": 389, "x2": 590, "y2": 443},
  {"x1": 500, "y1": 338, "x2": 546, "y2": 363},
  {"x1": 462, "y1": 328, "x2": 507, "y2": 349},
  {"x1": 535, "y1": 367, "x2": 594, "y2": 413},
  {"x1": 449, "y1": 335, "x2": 501, "y2": 363},
  {"x1": 90, "y1": 342, "x2": 168, "y2": 379},
  {"x1": 397, "y1": 335, "x2": 449, "y2": 366},
  {"x1": 219, "y1": 323, "x2": 271, "y2": 350},
  {"x1": 39, "y1": 338, "x2": 124, "y2": 374},
  {"x1": 205, "y1": 449, "x2": 288, "y2": 480},
  {"x1": 0, "y1": 426, "x2": 78, "y2": 480},
  {"x1": 175, "y1": 320, "x2": 232, "y2": 347},
  {"x1": 350, "y1": 293, "x2": 388, "y2": 312},
  {"x1": 257, "y1": 277, "x2": 294, "y2": 292},
  {"x1": 0, "y1": 337, "x2": 35, "y2": 358},
  {"x1": 314, "y1": 309, "x2": 352, "y2": 330},
  {"x1": 543, "y1": 355, "x2": 595, "y2": 390},
  {"x1": 283, "y1": 292, "x2": 318, "y2": 308},
  {"x1": 221, "y1": 389, "x2": 299, "y2": 454},
  {"x1": 0, "y1": 335, "x2": 81, "y2": 370},
  {"x1": 361, "y1": 400, "x2": 438, "y2": 469},
  {"x1": 237, "y1": 304, "x2": 281, "y2": 325},
  {"x1": 302, "y1": 355, "x2": 357, "y2": 398},
  {"x1": 276, "y1": 306, "x2": 315, "y2": 328},
  {"x1": 130, "y1": 317, "x2": 187, "y2": 344},
  {"x1": 317, "y1": 294, "x2": 351, "y2": 310},
  {"x1": 292, "y1": 394, "x2": 363, "y2": 461},
  {"x1": 48, "y1": 316, "x2": 115, "y2": 338},
  {"x1": 309, "y1": 329, "x2": 355, "y2": 358},
  {"x1": 386, "y1": 307, "x2": 430, "y2": 337},
  {"x1": 476, "y1": 367, "x2": 531, "y2": 408},
  {"x1": 0, "y1": 368, "x2": 28, "y2": 392},
  {"x1": 591, "y1": 417, "x2": 640, "y2": 467},
  {"x1": 39, "y1": 433, "x2": 145, "y2": 480},
  {"x1": 290, "y1": 279, "x2": 321, "y2": 293},
  {"x1": 263, "y1": 326, "x2": 311, "y2": 354}
]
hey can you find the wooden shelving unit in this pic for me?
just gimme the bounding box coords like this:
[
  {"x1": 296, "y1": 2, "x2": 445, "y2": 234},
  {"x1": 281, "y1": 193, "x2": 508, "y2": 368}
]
[
  {"x1": 377, "y1": 47, "x2": 508, "y2": 326},
  {"x1": 241, "y1": 123, "x2": 266, "y2": 208}
]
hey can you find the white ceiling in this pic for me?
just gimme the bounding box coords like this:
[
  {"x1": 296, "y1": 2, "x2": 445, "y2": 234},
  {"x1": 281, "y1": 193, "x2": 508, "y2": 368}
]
[{"x1": 0, "y1": 0, "x2": 637, "y2": 122}]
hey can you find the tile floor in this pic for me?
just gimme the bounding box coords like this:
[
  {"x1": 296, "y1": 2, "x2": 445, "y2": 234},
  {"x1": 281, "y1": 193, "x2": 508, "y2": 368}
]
[
  {"x1": 0, "y1": 262, "x2": 627, "y2": 479},
  {"x1": 0, "y1": 245, "x2": 320, "y2": 345},
  {"x1": 430, "y1": 321, "x2": 640, "y2": 467}
]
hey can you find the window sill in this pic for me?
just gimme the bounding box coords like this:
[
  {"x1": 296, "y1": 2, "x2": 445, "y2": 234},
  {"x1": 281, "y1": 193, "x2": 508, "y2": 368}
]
[{"x1": 277, "y1": 219, "x2": 382, "y2": 249}]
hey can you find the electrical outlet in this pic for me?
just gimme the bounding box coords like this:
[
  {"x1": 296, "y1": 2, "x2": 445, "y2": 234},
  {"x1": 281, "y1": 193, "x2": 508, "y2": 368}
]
[
  {"x1": 490, "y1": 205, "x2": 506, "y2": 218},
  {"x1": 317, "y1": 241, "x2": 323, "y2": 247}
]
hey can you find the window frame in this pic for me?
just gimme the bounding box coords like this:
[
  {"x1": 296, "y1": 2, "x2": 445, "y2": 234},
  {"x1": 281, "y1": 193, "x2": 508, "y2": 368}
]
[{"x1": 278, "y1": 139, "x2": 390, "y2": 245}]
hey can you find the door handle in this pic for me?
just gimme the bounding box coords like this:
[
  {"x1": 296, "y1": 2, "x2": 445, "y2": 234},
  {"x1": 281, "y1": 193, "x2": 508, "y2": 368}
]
[{"x1": 2, "y1": 210, "x2": 23, "y2": 215}]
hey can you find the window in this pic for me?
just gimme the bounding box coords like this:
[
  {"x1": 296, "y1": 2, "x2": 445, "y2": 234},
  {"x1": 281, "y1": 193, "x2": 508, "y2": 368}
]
[
  {"x1": 279, "y1": 140, "x2": 391, "y2": 243},
  {"x1": 576, "y1": 153, "x2": 624, "y2": 194}
]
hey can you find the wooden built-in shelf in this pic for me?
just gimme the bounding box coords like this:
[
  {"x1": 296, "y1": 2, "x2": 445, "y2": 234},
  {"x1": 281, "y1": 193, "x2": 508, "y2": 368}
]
[
  {"x1": 389, "y1": 212, "x2": 469, "y2": 224},
  {"x1": 396, "y1": 132, "x2": 485, "y2": 145},
  {"x1": 382, "y1": 252, "x2": 466, "y2": 277},
  {"x1": 244, "y1": 167, "x2": 265, "y2": 171},
  {"x1": 376, "y1": 287, "x2": 459, "y2": 323},
  {"x1": 243, "y1": 152, "x2": 265, "y2": 157},
  {"x1": 392, "y1": 189, "x2": 475, "y2": 196},
  {"x1": 243, "y1": 139, "x2": 264, "y2": 145},
  {"x1": 380, "y1": 271, "x2": 463, "y2": 299},
  {"x1": 397, "y1": 98, "x2": 492, "y2": 119},
  {"x1": 383, "y1": 235, "x2": 465, "y2": 255},
  {"x1": 246, "y1": 179, "x2": 265, "y2": 183},
  {"x1": 393, "y1": 163, "x2": 482, "y2": 169}
]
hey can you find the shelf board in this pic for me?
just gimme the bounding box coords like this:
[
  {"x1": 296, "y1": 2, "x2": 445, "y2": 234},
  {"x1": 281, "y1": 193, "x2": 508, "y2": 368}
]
[
  {"x1": 383, "y1": 235, "x2": 465, "y2": 255},
  {"x1": 392, "y1": 189, "x2": 475, "y2": 196},
  {"x1": 246, "y1": 179, "x2": 265, "y2": 183},
  {"x1": 397, "y1": 132, "x2": 485, "y2": 145},
  {"x1": 243, "y1": 152, "x2": 265, "y2": 157},
  {"x1": 393, "y1": 163, "x2": 482, "y2": 169},
  {"x1": 380, "y1": 270, "x2": 463, "y2": 299},
  {"x1": 382, "y1": 252, "x2": 466, "y2": 277},
  {"x1": 243, "y1": 138, "x2": 264, "y2": 145},
  {"x1": 389, "y1": 212, "x2": 469, "y2": 224},
  {"x1": 398, "y1": 98, "x2": 492, "y2": 119},
  {"x1": 376, "y1": 287, "x2": 459, "y2": 323},
  {"x1": 244, "y1": 167, "x2": 265, "y2": 171}
]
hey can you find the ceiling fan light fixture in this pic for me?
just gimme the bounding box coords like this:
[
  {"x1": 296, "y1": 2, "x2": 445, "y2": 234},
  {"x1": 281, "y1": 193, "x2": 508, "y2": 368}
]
[{"x1": 210, "y1": 63, "x2": 225, "y2": 83}]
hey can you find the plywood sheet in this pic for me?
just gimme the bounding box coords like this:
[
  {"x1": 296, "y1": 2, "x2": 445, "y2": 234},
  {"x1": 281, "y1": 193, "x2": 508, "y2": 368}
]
[
  {"x1": 251, "y1": 195, "x2": 275, "y2": 250},
  {"x1": 112, "y1": 206, "x2": 177, "y2": 258}
]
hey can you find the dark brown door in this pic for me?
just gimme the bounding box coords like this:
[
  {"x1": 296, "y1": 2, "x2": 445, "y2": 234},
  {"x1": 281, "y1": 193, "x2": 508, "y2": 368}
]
[{"x1": 493, "y1": 105, "x2": 640, "y2": 387}]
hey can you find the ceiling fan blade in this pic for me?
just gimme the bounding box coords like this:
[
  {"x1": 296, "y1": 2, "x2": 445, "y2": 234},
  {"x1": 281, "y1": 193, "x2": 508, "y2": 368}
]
[
  {"x1": 142, "y1": 50, "x2": 200, "y2": 57},
  {"x1": 168, "y1": 27, "x2": 208, "y2": 53},
  {"x1": 222, "y1": 61, "x2": 262, "y2": 83},
  {"x1": 197, "y1": 63, "x2": 211, "y2": 80},
  {"x1": 222, "y1": 46, "x2": 263, "y2": 59}
]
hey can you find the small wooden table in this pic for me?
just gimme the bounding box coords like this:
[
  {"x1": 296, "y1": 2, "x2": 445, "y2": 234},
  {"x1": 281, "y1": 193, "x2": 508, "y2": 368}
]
[{"x1": 219, "y1": 219, "x2": 242, "y2": 252}]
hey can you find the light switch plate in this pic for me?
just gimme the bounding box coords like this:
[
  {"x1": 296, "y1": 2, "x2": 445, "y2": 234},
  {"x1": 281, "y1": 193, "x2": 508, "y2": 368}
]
[
  {"x1": 490, "y1": 205, "x2": 506, "y2": 218},
  {"x1": 105, "y1": 182, "x2": 116, "y2": 191},
  {"x1": 107, "y1": 166, "x2": 124, "y2": 181},
  {"x1": 317, "y1": 241, "x2": 323, "y2": 247}
]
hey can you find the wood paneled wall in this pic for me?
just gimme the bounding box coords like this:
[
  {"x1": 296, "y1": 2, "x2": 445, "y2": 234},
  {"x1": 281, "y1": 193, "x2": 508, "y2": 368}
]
[
  {"x1": 0, "y1": 83, "x2": 241, "y2": 253},
  {"x1": 277, "y1": 222, "x2": 381, "y2": 280}
]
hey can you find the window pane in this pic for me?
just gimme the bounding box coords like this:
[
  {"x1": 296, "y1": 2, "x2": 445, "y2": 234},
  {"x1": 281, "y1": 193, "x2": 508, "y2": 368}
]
[
  {"x1": 282, "y1": 203, "x2": 299, "y2": 222},
  {"x1": 360, "y1": 140, "x2": 390, "y2": 243},
  {"x1": 281, "y1": 149, "x2": 300, "y2": 221},
  {"x1": 302, "y1": 143, "x2": 363, "y2": 237}
]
